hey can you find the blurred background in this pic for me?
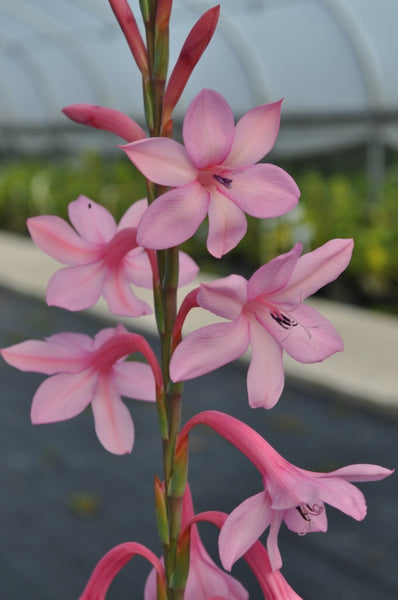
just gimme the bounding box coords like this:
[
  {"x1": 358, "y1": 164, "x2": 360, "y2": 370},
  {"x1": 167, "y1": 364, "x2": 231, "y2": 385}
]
[
  {"x1": 0, "y1": 1, "x2": 397, "y2": 599},
  {"x1": 0, "y1": 0, "x2": 397, "y2": 310}
]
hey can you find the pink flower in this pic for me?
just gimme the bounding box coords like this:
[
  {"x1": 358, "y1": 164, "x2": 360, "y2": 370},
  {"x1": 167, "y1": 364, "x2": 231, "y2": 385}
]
[
  {"x1": 122, "y1": 89, "x2": 300, "y2": 257},
  {"x1": 27, "y1": 197, "x2": 198, "y2": 317},
  {"x1": 190, "y1": 510, "x2": 303, "y2": 600},
  {"x1": 162, "y1": 7, "x2": 220, "y2": 128},
  {"x1": 1, "y1": 325, "x2": 163, "y2": 455},
  {"x1": 144, "y1": 485, "x2": 249, "y2": 600},
  {"x1": 78, "y1": 541, "x2": 166, "y2": 600},
  {"x1": 62, "y1": 104, "x2": 146, "y2": 142},
  {"x1": 179, "y1": 411, "x2": 393, "y2": 572},
  {"x1": 170, "y1": 239, "x2": 353, "y2": 409}
]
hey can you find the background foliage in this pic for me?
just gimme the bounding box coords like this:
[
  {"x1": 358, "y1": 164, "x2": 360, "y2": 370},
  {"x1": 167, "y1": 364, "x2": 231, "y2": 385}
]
[{"x1": 0, "y1": 152, "x2": 397, "y2": 312}]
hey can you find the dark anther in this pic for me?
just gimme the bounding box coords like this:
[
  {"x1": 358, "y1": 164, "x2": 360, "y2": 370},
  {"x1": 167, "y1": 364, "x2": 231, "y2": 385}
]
[
  {"x1": 88, "y1": 203, "x2": 92, "y2": 208},
  {"x1": 213, "y1": 174, "x2": 233, "y2": 189},
  {"x1": 296, "y1": 506, "x2": 311, "y2": 522},
  {"x1": 270, "y1": 310, "x2": 298, "y2": 330},
  {"x1": 296, "y1": 503, "x2": 324, "y2": 523}
]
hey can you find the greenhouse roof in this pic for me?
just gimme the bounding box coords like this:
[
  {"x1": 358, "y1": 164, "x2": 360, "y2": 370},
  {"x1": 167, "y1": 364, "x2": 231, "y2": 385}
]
[{"x1": 1, "y1": 0, "x2": 397, "y2": 155}]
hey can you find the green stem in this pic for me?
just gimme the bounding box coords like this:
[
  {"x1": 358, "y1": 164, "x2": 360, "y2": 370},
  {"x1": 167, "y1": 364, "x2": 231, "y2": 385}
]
[{"x1": 139, "y1": 3, "x2": 189, "y2": 596}]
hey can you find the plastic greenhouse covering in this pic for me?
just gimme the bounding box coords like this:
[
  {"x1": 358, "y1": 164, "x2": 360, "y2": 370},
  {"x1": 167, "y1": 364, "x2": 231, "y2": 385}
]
[{"x1": 0, "y1": 0, "x2": 397, "y2": 157}]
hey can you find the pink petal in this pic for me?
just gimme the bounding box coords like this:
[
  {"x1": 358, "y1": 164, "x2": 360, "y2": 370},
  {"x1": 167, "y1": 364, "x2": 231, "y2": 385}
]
[
  {"x1": 247, "y1": 244, "x2": 302, "y2": 300},
  {"x1": 45, "y1": 331, "x2": 94, "y2": 353},
  {"x1": 113, "y1": 361, "x2": 156, "y2": 401},
  {"x1": 136, "y1": 182, "x2": 209, "y2": 249},
  {"x1": 93, "y1": 325, "x2": 126, "y2": 350},
  {"x1": 46, "y1": 263, "x2": 105, "y2": 311},
  {"x1": 27, "y1": 216, "x2": 100, "y2": 265},
  {"x1": 170, "y1": 318, "x2": 250, "y2": 382},
  {"x1": 226, "y1": 100, "x2": 283, "y2": 168},
  {"x1": 247, "y1": 319, "x2": 284, "y2": 409},
  {"x1": 68, "y1": 196, "x2": 117, "y2": 243},
  {"x1": 177, "y1": 251, "x2": 200, "y2": 287},
  {"x1": 197, "y1": 274, "x2": 248, "y2": 320},
  {"x1": 315, "y1": 477, "x2": 367, "y2": 521},
  {"x1": 270, "y1": 303, "x2": 344, "y2": 363},
  {"x1": 1, "y1": 339, "x2": 88, "y2": 374},
  {"x1": 117, "y1": 198, "x2": 148, "y2": 230},
  {"x1": 186, "y1": 539, "x2": 249, "y2": 600},
  {"x1": 207, "y1": 189, "x2": 247, "y2": 257},
  {"x1": 123, "y1": 251, "x2": 154, "y2": 288},
  {"x1": 275, "y1": 239, "x2": 354, "y2": 304},
  {"x1": 266, "y1": 512, "x2": 284, "y2": 571},
  {"x1": 222, "y1": 164, "x2": 299, "y2": 218},
  {"x1": 31, "y1": 370, "x2": 96, "y2": 423},
  {"x1": 122, "y1": 137, "x2": 197, "y2": 186},
  {"x1": 324, "y1": 464, "x2": 394, "y2": 483},
  {"x1": 183, "y1": 89, "x2": 235, "y2": 169},
  {"x1": 91, "y1": 374, "x2": 135, "y2": 454},
  {"x1": 102, "y1": 267, "x2": 152, "y2": 317},
  {"x1": 265, "y1": 464, "x2": 320, "y2": 511},
  {"x1": 219, "y1": 492, "x2": 272, "y2": 571}
]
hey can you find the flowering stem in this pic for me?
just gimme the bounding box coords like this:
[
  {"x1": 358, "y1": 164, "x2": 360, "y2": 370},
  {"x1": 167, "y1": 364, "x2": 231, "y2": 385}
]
[{"x1": 139, "y1": 2, "x2": 187, "y2": 596}]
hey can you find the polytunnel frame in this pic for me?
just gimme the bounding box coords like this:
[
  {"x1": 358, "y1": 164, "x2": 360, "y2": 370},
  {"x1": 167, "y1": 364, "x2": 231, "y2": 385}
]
[{"x1": 0, "y1": 0, "x2": 396, "y2": 202}]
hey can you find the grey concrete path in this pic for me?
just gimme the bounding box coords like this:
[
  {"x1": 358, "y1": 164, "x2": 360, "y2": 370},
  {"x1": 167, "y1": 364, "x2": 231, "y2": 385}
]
[{"x1": 0, "y1": 230, "x2": 396, "y2": 413}]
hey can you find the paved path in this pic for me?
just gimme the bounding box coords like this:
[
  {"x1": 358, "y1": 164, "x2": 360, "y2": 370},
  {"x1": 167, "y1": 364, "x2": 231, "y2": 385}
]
[{"x1": 0, "y1": 231, "x2": 396, "y2": 599}]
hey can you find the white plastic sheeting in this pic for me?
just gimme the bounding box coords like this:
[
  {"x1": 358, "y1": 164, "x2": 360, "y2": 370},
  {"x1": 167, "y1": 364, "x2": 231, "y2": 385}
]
[{"x1": 0, "y1": 0, "x2": 397, "y2": 155}]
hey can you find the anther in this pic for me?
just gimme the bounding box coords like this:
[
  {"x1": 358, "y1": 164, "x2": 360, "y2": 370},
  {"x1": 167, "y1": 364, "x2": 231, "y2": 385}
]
[
  {"x1": 213, "y1": 174, "x2": 233, "y2": 189},
  {"x1": 270, "y1": 310, "x2": 298, "y2": 330},
  {"x1": 296, "y1": 506, "x2": 311, "y2": 521}
]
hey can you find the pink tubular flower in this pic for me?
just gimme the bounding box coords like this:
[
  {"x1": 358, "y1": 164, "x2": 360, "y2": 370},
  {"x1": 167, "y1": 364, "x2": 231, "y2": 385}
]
[
  {"x1": 79, "y1": 541, "x2": 166, "y2": 600},
  {"x1": 179, "y1": 411, "x2": 393, "y2": 572},
  {"x1": 27, "y1": 196, "x2": 198, "y2": 317},
  {"x1": 162, "y1": 7, "x2": 220, "y2": 127},
  {"x1": 122, "y1": 89, "x2": 300, "y2": 258},
  {"x1": 170, "y1": 239, "x2": 354, "y2": 409},
  {"x1": 144, "y1": 485, "x2": 249, "y2": 600},
  {"x1": 62, "y1": 104, "x2": 146, "y2": 142},
  {"x1": 1, "y1": 325, "x2": 162, "y2": 455}
]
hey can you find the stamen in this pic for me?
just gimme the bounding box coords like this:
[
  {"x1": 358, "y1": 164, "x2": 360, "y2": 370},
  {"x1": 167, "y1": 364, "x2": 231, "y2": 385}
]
[
  {"x1": 296, "y1": 506, "x2": 311, "y2": 521},
  {"x1": 213, "y1": 174, "x2": 233, "y2": 189},
  {"x1": 305, "y1": 503, "x2": 323, "y2": 516},
  {"x1": 296, "y1": 503, "x2": 324, "y2": 528},
  {"x1": 270, "y1": 310, "x2": 298, "y2": 330}
]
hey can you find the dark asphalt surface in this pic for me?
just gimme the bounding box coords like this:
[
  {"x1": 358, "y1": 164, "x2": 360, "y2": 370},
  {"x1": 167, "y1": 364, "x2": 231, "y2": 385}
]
[{"x1": 0, "y1": 286, "x2": 396, "y2": 600}]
